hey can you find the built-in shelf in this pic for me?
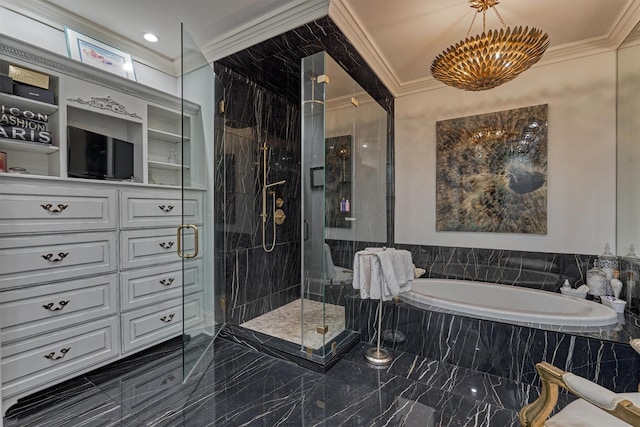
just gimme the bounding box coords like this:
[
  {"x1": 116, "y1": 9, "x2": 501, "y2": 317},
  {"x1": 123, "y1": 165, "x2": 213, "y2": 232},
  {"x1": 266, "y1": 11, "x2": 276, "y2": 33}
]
[
  {"x1": 0, "y1": 92, "x2": 58, "y2": 115},
  {"x1": 148, "y1": 128, "x2": 190, "y2": 143},
  {"x1": 0, "y1": 138, "x2": 59, "y2": 154},
  {"x1": 148, "y1": 160, "x2": 190, "y2": 171}
]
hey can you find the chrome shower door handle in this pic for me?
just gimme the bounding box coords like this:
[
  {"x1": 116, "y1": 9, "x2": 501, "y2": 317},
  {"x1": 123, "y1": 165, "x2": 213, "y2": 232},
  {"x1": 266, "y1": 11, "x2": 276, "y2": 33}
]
[{"x1": 177, "y1": 224, "x2": 199, "y2": 259}]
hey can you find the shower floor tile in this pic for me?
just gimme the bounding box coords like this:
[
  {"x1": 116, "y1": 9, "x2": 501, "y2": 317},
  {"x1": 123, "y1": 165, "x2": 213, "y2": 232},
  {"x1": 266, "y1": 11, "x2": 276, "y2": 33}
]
[{"x1": 240, "y1": 298, "x2": 345, "y2": 349}]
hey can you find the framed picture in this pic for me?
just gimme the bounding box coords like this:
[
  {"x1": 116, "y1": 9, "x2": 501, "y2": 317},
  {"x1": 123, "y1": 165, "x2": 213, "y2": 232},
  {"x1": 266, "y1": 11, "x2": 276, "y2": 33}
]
[
  {"x1": 64, "y1": 27, "x2": 136, "y2": 81},
  {"x1": 435, "y1": 104, "x2": 548, "y2": 234}
]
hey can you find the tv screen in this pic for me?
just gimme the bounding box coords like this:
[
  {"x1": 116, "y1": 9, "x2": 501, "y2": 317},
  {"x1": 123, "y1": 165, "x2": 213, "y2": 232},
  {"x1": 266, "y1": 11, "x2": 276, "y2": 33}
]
[{"x1": 67, "y1": 126, "x2": 134, "y2": 180}]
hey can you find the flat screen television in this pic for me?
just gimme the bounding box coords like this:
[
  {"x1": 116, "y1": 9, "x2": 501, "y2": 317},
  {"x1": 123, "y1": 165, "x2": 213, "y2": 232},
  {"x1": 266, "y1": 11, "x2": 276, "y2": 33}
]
[{"x1": 67, "y1": 126, "x2": 134, "y2": 180}]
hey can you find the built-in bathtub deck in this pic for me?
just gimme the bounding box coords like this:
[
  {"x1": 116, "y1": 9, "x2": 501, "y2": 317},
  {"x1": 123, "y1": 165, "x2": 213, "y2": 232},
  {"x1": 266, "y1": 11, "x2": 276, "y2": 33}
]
[{"x1": 350, "y1": 295, "x2": 640, "y2": 394}]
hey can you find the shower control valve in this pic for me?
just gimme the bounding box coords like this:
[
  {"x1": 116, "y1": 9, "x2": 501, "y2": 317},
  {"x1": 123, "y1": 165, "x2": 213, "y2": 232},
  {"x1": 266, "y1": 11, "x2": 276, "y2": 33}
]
[{"x1": 274, "y1": 209, "x2": 286, "y2": 225}]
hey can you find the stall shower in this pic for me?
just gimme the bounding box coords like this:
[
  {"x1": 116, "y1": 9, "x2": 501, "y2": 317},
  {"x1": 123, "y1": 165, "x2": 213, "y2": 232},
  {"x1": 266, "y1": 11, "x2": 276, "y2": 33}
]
[{"x1": 216, "y1": 49, "x2": 390, "y2": 367}]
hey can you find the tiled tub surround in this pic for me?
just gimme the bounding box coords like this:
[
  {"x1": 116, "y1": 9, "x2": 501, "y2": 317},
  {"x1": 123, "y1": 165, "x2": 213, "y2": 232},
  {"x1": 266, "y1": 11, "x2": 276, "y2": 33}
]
[{"x1": 350, "y1": 297, "x2": 640, "y2": 395}]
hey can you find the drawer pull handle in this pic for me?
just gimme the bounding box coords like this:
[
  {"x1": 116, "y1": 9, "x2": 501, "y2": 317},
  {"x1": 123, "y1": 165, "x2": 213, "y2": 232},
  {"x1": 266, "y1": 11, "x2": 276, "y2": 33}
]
[
  {"x1": 41, "y1": 203, "x2": 69, "y2": 214},
  {"x1": 160, "y1": 313, "x2": 175, "y2": 323},
  {"x1": 160, "y1": 277, "x2": 175, "y2": 286},
  {"x1": 159, "y1": 241, "x2": 175, "y2": 249},
  {"x1": 41, "y1": 252, "x2": 69, "y2": 262},
  {"x1": 44, "y1": 347, "x2": 70, "y2": 361},
  {"x1": 158, "y1": 205, "x2": 174, "y2": 213},
  {"x1": 42, "y1": 300, "x2": 70, "y2": 311}
]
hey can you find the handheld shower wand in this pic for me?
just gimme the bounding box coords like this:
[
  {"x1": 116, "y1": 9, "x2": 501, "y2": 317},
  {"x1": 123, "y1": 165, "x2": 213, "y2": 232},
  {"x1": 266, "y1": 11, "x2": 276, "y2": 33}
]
[{"x1": 261, "y1": 142, "x2": 286, "y2": 252}]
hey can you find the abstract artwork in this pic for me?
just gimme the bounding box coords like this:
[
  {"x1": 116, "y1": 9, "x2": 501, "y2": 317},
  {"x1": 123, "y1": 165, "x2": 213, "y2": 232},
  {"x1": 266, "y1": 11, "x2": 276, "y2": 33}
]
[{"x1": 436, "y1": 104, "x2": 548, "y2": 234}]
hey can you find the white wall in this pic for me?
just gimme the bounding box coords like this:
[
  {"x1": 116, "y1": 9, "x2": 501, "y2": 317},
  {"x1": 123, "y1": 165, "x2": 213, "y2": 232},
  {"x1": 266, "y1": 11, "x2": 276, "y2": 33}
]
[
  {"x1": 617, "y1": 41, "x2": 640, "y2": 255},
  {"x1": 395, "y1": 52, "x2": 617, "y2": 255}
]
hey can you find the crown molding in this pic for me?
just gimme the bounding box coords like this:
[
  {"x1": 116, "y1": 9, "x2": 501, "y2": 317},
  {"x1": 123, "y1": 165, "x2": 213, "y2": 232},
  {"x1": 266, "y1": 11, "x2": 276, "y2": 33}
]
[
  {"x1": 332, "y1": 0, "x2": 640, "y2": 98},
  {"x1": 1, "y1": 0, "x2": 178, "y2": 76},
  {"x1": 204, "y1": 0, "x2": 330, "y2": 62},
  {"x1": 609, "y1": 0, "x2": 640, "y2": 48},
  {"x1": 328, "y1": 0, "x2": 401, "y2": 96}
]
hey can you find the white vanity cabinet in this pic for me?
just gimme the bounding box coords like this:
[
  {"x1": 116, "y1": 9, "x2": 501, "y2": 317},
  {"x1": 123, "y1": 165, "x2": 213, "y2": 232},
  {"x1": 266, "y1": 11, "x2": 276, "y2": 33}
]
[
  {"x1": 118, "y1": 188, "x2": 205, "y2": 355},
  {"x1": 0, "y1": 180, "x2": 120, "y2": 411},
  {"x1": 0, "y1": 179, "x2": 208, "y2": 413},
  {"x1": 0, "y1": 35, "x2": 210, "y2": 416}
]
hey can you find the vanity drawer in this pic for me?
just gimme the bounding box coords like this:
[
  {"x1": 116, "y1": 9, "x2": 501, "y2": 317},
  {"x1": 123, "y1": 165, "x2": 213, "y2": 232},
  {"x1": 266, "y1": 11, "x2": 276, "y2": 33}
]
[
  {"x1": 1, "y1": 274, "x2": 118, "y2": 342},
  {"x1": 1, "y1": 316, "x2": 119, "y2": 398},
  {"x1": 0, "y1": 184, "x2": 117, "y2": 235},
  {"x1": 121, "y1": 292, "x2": 204, "y2": 353},
  {"x1": 0, "y1": 232, "x2": 117, "y2": 289},
  {"x1": 120, "y1": 260, "x2": 202, "y2": 311},
  {"x1": 119, "y1": 190, "x2": 203, "y2": 229},
  {"x1": 120, "y1": 227, "x2": 199, "y2": 270}
]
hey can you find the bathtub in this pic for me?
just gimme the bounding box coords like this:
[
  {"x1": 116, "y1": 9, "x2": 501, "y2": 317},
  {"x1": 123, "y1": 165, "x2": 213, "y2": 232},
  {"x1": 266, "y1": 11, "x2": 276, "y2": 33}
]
[{"x1": 399, "y1": 278, "x2": 619, "y2": 331}]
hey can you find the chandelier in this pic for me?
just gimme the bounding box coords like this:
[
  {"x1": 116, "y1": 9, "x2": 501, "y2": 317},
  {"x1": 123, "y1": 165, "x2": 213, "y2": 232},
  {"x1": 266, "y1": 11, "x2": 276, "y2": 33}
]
[{"x1": 430, "y1": 0, "x2": 549, "y2": 91}]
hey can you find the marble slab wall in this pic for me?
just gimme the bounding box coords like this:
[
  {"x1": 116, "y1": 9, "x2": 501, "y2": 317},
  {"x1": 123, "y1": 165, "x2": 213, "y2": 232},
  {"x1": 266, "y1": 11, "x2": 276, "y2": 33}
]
[
  {"x1": 215, "y1": 16, "x2": 394, "y2": 116},
  {"x1": 214, "y1": 65, "x2": 301, "y2": 324},
  {"x1": 397, "y1": 244, "x2": 599, "y2": 292},
  {"x1": 397, "y1": 243, "x2": 640, "y2": 316}
]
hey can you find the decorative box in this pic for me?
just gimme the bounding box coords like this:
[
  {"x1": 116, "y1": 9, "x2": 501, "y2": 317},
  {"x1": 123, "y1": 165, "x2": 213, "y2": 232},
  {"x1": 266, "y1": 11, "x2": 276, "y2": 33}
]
[
  {"x1": 13, "y1": 83, "x2": 55, "y2": 105},
  {"x1": 8, "y1": 65, "x2": 49, "y2": 89},
  {"x1": 0, "y1": 74, "x2": 12, "y2": 94}
]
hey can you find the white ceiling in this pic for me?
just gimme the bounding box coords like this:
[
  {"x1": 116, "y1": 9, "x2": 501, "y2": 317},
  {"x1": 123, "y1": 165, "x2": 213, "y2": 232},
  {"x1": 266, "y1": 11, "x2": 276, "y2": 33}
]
[{"x1": 4, "y1": 0, "x2": 640, "y2": 95}]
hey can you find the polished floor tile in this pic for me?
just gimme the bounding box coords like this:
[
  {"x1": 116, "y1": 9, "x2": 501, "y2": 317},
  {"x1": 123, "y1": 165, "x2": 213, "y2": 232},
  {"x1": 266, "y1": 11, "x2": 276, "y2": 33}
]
[{"x1": 3, "y1": 336, "x2": 528, "y2": 426}]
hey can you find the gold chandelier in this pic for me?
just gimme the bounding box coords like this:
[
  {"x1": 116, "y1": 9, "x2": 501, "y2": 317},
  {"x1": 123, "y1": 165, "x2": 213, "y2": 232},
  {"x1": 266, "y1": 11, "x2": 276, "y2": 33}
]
[{"x1": 430, "y1": 0, "x2": 549, "y2": 91}]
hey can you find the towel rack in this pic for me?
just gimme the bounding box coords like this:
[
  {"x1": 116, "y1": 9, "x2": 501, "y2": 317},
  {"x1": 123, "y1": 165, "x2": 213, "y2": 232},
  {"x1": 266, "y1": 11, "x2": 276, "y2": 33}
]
[{"x1": 360, "y1": 247, "x2": 394, "y2": 365}]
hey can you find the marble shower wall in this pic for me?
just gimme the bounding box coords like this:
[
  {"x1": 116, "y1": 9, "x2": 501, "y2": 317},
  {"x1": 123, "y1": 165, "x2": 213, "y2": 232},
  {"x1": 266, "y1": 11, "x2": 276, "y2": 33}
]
[{"x1": 215, "y1": 65, "x2": 301, "y2": 324}]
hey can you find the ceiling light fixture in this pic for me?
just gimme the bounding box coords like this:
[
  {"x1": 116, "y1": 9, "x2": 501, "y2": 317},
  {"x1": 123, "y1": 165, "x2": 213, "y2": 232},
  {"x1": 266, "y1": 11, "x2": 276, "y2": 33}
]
[
  {"x1": 430, "y1": 0, "x2": 549, "y2": 91},
  {"x1": 143, "y1": 33, "x2": 159, "y2": 43}
]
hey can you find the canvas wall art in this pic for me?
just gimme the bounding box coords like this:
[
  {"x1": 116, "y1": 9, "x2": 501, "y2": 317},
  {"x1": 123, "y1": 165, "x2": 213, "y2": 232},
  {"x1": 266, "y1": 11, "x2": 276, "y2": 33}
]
[{"x1": 436, "y1": 104, "x2": 548, "y2": 234}]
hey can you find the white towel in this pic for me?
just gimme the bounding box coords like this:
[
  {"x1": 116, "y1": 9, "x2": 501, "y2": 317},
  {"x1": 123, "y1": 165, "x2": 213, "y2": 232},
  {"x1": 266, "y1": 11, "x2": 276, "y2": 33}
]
[{"x1": 352, "y1": 248, "x2": 413, "y2": 301}]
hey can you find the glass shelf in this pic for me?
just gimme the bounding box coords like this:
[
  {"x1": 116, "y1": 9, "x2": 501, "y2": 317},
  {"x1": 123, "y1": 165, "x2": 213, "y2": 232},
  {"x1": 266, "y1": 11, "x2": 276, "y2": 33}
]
[
  {"x1": 148, "y1": 160, "x2": 190, "y2": 171},
  {"x1": 148, "y1": 128, "x2": 190, "y2": 142}
]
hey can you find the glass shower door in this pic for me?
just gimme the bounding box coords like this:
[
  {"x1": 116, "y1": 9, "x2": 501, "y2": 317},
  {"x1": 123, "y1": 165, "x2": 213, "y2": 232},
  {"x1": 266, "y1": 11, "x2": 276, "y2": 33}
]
[
  {"x1": 180, "y1": 24, "x2": 222, "y2": 379},
  {"x1": 301, "y1": 51, "x2": 388, "y2": 363}
]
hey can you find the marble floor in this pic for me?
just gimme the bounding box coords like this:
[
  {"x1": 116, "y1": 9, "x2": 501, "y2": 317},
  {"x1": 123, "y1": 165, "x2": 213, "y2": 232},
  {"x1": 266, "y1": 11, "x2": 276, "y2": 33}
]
[
  {"x1": 240, "y1": 299, "x2": 345, "y2": 350},
  {"x1": 2, "y1": 335, "x2": 558, "y2": 426}
]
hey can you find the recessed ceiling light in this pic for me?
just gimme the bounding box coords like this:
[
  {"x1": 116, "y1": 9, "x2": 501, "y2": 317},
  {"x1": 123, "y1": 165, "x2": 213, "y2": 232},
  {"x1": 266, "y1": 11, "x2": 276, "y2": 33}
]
[{"x1": 143, "y1": 33, "x2": 159, "y2": 43}]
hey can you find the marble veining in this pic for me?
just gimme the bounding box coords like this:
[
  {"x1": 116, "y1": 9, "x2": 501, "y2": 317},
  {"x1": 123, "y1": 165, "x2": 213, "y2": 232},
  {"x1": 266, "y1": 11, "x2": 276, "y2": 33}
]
[{"x1": 4, "y1": 337, "x2": 540, "y2": 427}]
